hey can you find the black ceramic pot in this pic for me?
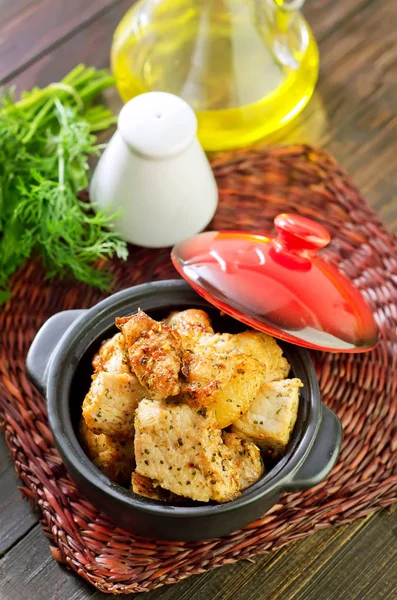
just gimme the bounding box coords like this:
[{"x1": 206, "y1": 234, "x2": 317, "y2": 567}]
[{"x1": 26, "y1": 280, "x2": 342, "y2": 541}]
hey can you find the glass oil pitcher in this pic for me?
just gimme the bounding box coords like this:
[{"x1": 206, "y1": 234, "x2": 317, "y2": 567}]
[{"x1": 111, "y1": 0, "x2": 319, "y2": 151}]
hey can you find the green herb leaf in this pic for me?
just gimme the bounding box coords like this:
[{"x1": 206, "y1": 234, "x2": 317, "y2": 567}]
[{"x1": 0, "y1": 64, "x2": 127, "y2": 303}]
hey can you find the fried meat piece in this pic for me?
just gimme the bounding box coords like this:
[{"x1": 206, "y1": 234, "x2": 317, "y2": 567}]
[
  {"x1": 231, "y1": 378, "x2": 303, "y2": 453},
  {"x1": 231, "y1": 331, "x2": 290, "y2": 382},
  {"x1": 82, "y1": 333, "x2": 145, "y2": 438},
  {"x1": 196, "y1": 330, "x2": 289, "y2": 383},
  {"x1": 79, "y1": 417, "x2": 134, "y2": 485},
  {"x1": 117, "y1": 310, "x2": 183, "y2": 399},
  {"x1": 134, "y1": 399, "x2": 240, "y2": 502},
  {"x1": 223, "y1": 432, "x2": 264, "y2": 490},
  {"x1": 165, "y1": 309, "x2": 214, "y2": 349},
  {"x1": 181, "y1": 346, "x2": 264, "y2": 428}
]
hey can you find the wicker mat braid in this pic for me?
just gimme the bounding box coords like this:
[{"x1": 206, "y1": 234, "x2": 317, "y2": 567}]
[{"x1": 0, "y1": 146, "x2": 396, "y2": 594}]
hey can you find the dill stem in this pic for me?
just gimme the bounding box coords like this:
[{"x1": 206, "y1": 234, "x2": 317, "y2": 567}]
[{"x1": 22, "y1": 98, "x2": 54, "y2": 144}]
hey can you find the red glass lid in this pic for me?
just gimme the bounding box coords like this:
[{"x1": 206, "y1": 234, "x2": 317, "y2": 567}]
[{"x1": 171, "y1": 214, "x2": 379, "y2": 353}]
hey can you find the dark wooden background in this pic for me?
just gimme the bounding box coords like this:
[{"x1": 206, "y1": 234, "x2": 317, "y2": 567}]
[{"x1": 0, "y1": 0, "x2": 396, "y2": 598}]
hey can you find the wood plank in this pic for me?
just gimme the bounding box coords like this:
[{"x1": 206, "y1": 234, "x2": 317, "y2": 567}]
[
  {"x1": 316, "y1": 0, "x2": 397, "y2": 225},
  {"x1": 291, "y1": 0, "x2": 396, "y2": 145},
  {"x1": 144, "y1": 511, "x2": 397, "y2": 600},
  {"x1": 0, "y1": 0, "x2": 124, "y2": 84},
  {"x1": 1, "y1": 0, "x2": 35, "y2": 29},
  {"x1": 0, "y1": 435, "x2": 38, "y2": 556},
  {"x1": 0, "y1": 525, "x2": 103, "y2": 600},
  {"x1": 289, "y1": 512, "x2": 397, "y2": 600},
  {"x1": 303, "y1": 0, "x2": 374, "y2": 41},
  {"x1": 5, "y1": 0, "x2": 133, "y2": 93},
  {"x1": 0, "y1": 510, "x2": 395, "y2": 600}
]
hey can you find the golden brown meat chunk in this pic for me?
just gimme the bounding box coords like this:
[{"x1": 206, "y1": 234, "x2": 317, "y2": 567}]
[
  {"x1": 232, "y1": 331, "x2": 290, "y2": 383},
  {"x1": 83, "y1": 370, "x2": 144, "y2": 438},
  {"x1": 91, "y1": 333, "x2": 129, "y2": 374},
  {"x1": 79, "y1": 418, "x2": 134, "y2": 485},
  {"x1": 82, "y1": 333, "x2": 146, "y2": 438},
  {"x1": 181, "y1": 345, "x2": 265, "y2": 428},
  {"x1": 197, "y1": 330, "x2": 289, "y2": 383},
  {"x1": 165, "y1": 309, "x2": 214, "y2": 350},
  {"x1": 223, "y1": 432, "x2": 264, "y2": 490},
  {"x1": 134, "y1": 399, "x2": 240, "y2": 502},
  {"x1": 231, "y1": 378, "x2": 303, "y2": 453},
  {"x1": 116, "y1": 310, "x2": 183, "y2": 399}
]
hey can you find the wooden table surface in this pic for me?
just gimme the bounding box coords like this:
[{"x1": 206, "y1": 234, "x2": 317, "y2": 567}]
[{"x1": 0, "y1": 1, "x2": 396, "y2": 599}]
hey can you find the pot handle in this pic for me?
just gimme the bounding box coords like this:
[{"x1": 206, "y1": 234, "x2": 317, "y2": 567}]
[
  {"x1": 26, "y1": 309, "x2": 87, "y2": 396},
  {"x1": 285, "y1": 404, "x2": 342, "y2": 491}
]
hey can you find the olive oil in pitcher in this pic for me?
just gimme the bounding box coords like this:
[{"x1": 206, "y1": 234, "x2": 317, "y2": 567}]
[{"x1": 111, "y1": 0, "x2": 319, "y2": 151}]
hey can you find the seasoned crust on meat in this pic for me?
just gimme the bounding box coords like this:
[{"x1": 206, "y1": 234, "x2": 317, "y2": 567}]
[
  {"x1": 83, "y1": 370, "x2": 144, "y2": 438},
  {"x1": 231, "y1": 378, "x2": 303, "y2": 453},
  {"x1": 79, "y1": 417, "x2": 134, "y2": 485},
  {"x1": 181, "y1": 345, "x2": 239, "y2": 403},
  {"x1": 117, "y1": 310, "x2": 183, "y2": 399},
  {"x1": 232, "y1": 331, "x2": 290, "y2": 383},
  {"x1": 165, "y1": 309, "x2": 214, "y2": 349},
  {"x1": 181, "y1": 346, "x2": 265, "y2": 428},
  {"x1": 223, "y1": 432, "x2": 264, "y2": 490},
  {"x1": 82, "y1": 333, "x2": 145, "y2": 438},
  {"x1": 134, "y1": 399, "x2": 240, "y2": 502},
  {"x1": 196, "y1": 330, "x2": 289, "y2": 383},
  {"x1": 91, "y1": 333, "x2": 129, "y2": 374}
]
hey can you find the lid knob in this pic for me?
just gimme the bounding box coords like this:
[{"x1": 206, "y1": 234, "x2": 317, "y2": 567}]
[{"x1": 274, "y1": 214, "x2": 331, "y2": 254}]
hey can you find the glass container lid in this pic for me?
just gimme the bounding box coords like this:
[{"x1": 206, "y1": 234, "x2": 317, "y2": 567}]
[{"x1": 171, "y1": 214, "x2": 379, "y2": 353}]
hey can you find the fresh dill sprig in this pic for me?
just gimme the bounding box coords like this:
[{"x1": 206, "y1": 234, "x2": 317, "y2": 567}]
[{"x1": 0, "y1": 64, "x2": 128, "y2": 303}]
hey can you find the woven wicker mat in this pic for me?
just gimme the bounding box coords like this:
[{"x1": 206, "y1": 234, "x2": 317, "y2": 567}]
[{"x1": 0, "y1": 145, "x2": 396, "y2": 595}]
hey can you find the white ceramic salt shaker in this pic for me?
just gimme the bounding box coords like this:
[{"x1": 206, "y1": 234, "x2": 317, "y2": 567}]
[{"x1": 90, "y1": 92, "x2": 218, "y2": 248}]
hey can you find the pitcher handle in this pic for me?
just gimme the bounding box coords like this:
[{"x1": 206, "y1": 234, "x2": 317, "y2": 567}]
[{"x1": 266, "y1": 0, "x2": 308, "y2": 69}]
